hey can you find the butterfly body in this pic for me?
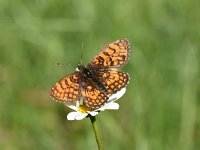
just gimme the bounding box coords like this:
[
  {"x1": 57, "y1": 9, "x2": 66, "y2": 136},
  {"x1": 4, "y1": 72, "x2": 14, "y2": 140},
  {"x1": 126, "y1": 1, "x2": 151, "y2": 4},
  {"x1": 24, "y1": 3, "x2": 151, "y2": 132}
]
[
  {"x1": 50, "y1": 38, "x2": 131, "y2": 108},
  {"x1": 77, "y1": 64, "x2": 108, "y2": 95}
]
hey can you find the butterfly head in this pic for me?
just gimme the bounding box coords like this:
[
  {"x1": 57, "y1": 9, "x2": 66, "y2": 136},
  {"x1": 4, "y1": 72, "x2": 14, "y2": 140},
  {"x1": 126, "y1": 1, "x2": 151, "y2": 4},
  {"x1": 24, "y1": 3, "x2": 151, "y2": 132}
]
[
  {"x1": 76, "y1": 63, "x2": 94, "y2": 79},
  {"x1": 76, "y1": 63, "x2": 85, "y2": 71}
]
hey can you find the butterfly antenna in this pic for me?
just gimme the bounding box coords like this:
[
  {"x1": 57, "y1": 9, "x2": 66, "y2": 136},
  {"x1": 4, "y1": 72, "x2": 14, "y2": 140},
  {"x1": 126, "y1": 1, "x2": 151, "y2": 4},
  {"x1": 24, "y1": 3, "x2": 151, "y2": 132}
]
[
  {"x1": 80, "y1": 43, "x2": 84, "y2": 64},
  {"x1": 56, "y1": 61, "x2": 68, "y2": 69},
  {"x1": 80, "y1": 52, "x2": 83, "y2": 64}
]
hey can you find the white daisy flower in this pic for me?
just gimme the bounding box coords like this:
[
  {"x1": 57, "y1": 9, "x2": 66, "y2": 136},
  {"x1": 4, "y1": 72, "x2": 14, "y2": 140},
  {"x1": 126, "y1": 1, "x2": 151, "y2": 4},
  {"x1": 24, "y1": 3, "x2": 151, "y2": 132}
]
[{"x1": 65, "y1": 87, "x2": 126, "y2": 120}]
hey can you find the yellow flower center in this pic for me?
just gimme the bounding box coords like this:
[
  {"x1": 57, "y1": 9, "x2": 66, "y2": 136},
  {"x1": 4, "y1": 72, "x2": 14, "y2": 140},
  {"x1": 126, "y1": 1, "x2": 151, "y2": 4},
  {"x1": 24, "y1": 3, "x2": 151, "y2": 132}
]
[{"x1": 78, "y1": 105, "x2": 95, "y2": 113}]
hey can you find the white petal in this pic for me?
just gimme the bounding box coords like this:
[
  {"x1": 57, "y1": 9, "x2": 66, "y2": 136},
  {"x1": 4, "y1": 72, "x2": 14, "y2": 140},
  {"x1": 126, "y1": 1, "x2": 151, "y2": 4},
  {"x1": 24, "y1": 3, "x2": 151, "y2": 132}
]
[
  {"x1": 89, "y1": 111, "x2": 99, "y2": 116},
  {"x1": 96, "y1": 107, "x2": 105, "y2": 111},
  {"x1": 67, "y1": 112, "x2": 80, "y2": 120},
  {"x1": 104, "y1": 102, "x2": 119, "y2": 110},
  {"x1": 75, "y1": 113, "x2": 88, "y2": 120},
  {"x1": 65, "y1": 104, "x2": 78, "y2": 111},
  {"x1": 108, "y1": 87, "x2": 126, "y2": 102},
  {"x1": 67, "y1": 112, "x2": 88, "y2": 120},
  {"x1": 95, "y1": 102, "x2": 119, "y2": 112}
]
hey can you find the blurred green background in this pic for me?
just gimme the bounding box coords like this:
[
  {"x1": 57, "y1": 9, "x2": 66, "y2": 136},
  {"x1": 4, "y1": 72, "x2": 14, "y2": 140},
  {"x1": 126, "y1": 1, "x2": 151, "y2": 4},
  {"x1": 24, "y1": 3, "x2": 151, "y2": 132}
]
[{"x1": 0, "y1": 0, "x2": 199, "y2": 150}]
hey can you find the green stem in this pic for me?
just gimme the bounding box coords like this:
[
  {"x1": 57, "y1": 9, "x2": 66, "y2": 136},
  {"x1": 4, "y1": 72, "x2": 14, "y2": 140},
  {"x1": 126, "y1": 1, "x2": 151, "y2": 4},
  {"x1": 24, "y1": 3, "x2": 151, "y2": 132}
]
[{"x1": 90, "y1": 116, "x2": 104, "y2": 150}]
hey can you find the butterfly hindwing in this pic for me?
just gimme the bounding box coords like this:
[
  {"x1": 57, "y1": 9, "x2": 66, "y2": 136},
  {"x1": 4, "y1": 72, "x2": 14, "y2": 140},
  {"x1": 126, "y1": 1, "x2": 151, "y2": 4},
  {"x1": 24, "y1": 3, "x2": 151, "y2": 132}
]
[
  {"x1": 81, "y1": 79, "x2": 108, "y2": 108},
  {"x1": 94, "y1": 70, "x2": 129, "y2": 95}
]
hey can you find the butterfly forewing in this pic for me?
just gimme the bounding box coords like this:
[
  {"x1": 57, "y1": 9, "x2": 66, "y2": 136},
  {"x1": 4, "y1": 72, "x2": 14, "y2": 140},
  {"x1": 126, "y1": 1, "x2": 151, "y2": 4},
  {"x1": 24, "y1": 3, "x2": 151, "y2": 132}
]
[
  {"x1": 50, "y1": 72, "x2": 81, "y2": 103},
  {"x1": 88, "y1": 38, "x2": 130, "y2": 69}
]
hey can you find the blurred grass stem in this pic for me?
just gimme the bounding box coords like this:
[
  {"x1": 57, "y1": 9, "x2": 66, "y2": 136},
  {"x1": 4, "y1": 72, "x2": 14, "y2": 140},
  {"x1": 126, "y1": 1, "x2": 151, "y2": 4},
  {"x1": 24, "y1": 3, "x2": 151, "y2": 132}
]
[{"x1": 90, "y1": 116, "x2": 104, "y2": 150}]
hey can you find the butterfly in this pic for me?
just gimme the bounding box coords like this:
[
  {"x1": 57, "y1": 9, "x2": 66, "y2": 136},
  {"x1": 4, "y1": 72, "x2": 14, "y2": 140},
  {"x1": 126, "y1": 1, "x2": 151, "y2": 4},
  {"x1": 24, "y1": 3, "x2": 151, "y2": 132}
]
[{"x1": 50, "y1": 38, "x2": 130, "y2": 108}]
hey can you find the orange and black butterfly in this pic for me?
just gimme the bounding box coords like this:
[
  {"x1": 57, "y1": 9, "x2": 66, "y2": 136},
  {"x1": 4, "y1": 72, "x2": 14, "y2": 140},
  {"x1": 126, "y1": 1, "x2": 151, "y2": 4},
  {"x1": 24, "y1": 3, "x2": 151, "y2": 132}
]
[{"x1": 50, "y1": 39, "x2": 131, "y2": 108}]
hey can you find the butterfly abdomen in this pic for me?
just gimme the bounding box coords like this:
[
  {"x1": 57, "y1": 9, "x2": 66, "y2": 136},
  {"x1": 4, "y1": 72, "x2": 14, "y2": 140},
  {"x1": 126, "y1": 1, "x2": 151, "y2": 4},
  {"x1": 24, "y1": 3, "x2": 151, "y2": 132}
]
[{"x1": 91, "y1": 77, "x2": 108, "y2": 95}]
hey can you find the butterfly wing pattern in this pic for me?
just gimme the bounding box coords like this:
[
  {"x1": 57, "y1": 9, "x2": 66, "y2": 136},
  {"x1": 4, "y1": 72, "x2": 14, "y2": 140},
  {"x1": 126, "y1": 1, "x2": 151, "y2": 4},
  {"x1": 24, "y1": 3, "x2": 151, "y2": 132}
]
[
  {"x1": 81, "y1": 79, "x2": 108, "y2": 108},
  {"x1": 88, "y1": 38, "x2": 130, "y2": 69},
  {"x1": 93, "y1": 71, "x2": 130, "y2": 95},
  {"x1": 50, "y1": 72, "x2": 81, "y2": 103},
  {"x1": 50, "y1": 38, "x2": 130, "y2": 108}
]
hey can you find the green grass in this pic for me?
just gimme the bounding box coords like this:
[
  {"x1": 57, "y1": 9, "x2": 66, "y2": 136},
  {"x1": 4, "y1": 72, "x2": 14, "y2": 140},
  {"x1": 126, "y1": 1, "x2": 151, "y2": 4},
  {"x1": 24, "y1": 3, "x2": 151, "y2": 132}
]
[{"x1": 0, "y1": 0, "x2": 200, "y2": 150}]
